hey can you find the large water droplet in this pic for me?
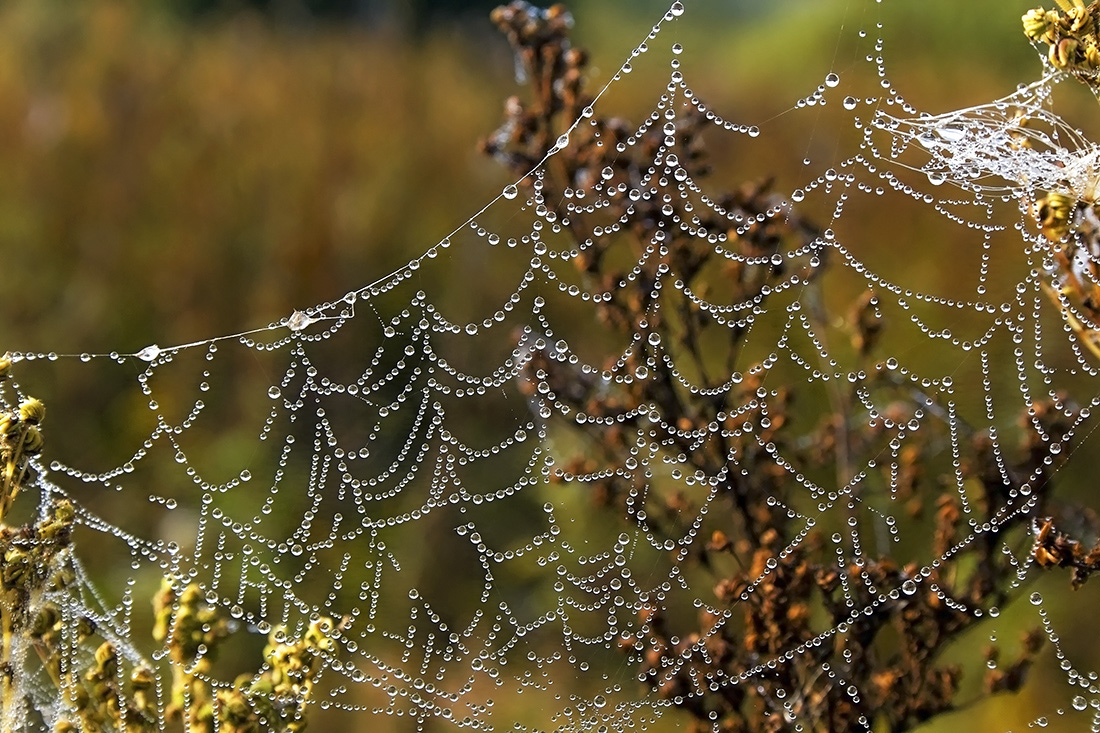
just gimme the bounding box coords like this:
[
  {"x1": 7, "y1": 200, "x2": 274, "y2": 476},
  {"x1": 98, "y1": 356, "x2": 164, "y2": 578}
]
[
  {"x1": 136, "y1": 344, "x2": 160, "y2": 362},
  {"x1": 287, "y1": 310, "x2": 316, "y2": 332}
]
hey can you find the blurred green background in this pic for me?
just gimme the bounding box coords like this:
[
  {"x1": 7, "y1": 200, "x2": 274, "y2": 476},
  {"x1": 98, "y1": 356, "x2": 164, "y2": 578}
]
[{"x1": 2, "y1": 0, "x2": 1098, "y2": 730}]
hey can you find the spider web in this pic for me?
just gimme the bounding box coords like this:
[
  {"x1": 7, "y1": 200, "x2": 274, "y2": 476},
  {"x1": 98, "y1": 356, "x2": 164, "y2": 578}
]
[{"x1": 3, "y1": 0, "x2": 1100, "y2": 731}]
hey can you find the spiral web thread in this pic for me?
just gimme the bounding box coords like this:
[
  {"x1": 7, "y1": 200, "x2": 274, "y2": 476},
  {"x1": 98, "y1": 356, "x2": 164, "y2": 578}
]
[{"x1": 4, "y1": 1, "x2": 1100, "y2": 731}]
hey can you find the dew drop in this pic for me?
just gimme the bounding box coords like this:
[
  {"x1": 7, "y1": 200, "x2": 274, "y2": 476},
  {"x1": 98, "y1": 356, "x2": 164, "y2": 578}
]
[
  {"x1": 136, "y1": 345, "x2": 160, "y2": 362},
  {"x1": 287, "y1": 310, "x2": 315, "y2": 332},
  {"x1": 502, "y1": 184, "x2": 519, "y2": 200},
  {"x1": 825, "y1": 72, "x2": 840, "y2": 87}
]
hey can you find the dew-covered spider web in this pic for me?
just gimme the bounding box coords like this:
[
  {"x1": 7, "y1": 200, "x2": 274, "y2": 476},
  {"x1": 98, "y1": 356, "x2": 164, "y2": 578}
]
[{"x1": 6, "y1": 0, "x2": 1100, "y2": 731}]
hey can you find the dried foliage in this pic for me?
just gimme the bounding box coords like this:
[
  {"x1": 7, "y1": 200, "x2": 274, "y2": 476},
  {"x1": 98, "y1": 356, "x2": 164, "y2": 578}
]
[{"x1": 481, "y1": 3, "x2": 1097, "y2": 730}]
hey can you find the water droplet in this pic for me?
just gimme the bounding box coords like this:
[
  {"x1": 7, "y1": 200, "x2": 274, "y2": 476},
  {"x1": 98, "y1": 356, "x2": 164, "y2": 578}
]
[
  {"x1": 268, "y1": 387, "x2": 282, "y2": 400},
  {"x1": 287, "y1": 310, "x2": 316, "y2": 332},
  {"x1": 825, "y1": 72, "x2": 840, "y2": 87},
  {"x1": 936, "y1": 123, "x2": 966, "y2": 143},
  {"x1": 136, "y1": 344, "x2": 160, "y2": 362},
  {"x1": 901, "y1": 579, "x2": 917, "y2": 595},
  {"x1": 502, "y1": 184, "x2": 519, "y2": 200},
  {"x1": 1029, "y1": 591, "x2": 1043, "y2": 605},
  {"x1": 843, "y1": 96, "x2": 858, "y2": 110}
]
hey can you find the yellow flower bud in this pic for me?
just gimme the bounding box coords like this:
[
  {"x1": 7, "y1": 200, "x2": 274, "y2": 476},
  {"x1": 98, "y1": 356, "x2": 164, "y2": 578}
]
[
  {"x1": 94, "y1": 641, "x2": 118, "y2": 669},
  {"x1": 18, "y1": 398, "x2": 44, "y2": 425},
  {"x1": 1023, "y1": 8, "x2": 1053, "y2": 41},
  {"x1": 30, "y1": 604, "x2": 60, "y2": 637},
  {"x1": 1051, "y1": 37, "x2": 1079, "y2": 68},
  {"x1": 1036, "y1": 192, "x2": 1075, "y2": 241},
  {"x1": 76, "y1": 615, "x2": 97, "y2": 642},
  {"x1": 21, "y1": 426, "x2": 43, "y2": 454},
  {"x1": 131, "y1": 665, "x2": 156, "y2": 690},
  {"x1": 1068, "y1": 6, "x2": 1093, "y2": 34}
]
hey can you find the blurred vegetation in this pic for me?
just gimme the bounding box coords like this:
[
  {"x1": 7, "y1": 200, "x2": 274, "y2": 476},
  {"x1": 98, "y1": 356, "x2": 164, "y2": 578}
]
[{"x1": 0, "y1": 0, "x2": 1097, "y2": 730}]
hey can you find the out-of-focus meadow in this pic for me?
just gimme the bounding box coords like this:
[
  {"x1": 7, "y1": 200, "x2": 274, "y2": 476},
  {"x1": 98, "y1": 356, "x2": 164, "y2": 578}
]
[
  {"x1": 1, "y1": 0, "x2": 1098, "y2": 730},
  {"x1": 0, "y1": 0, "x2": 1062, "y2": 356}
]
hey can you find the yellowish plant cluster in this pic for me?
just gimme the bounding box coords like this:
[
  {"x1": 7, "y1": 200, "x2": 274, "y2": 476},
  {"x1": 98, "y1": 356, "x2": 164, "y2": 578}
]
[
  {"x1": 0, "y1": 358, "x2": 44, "y2": 524},
  {"x1": 1023, "y1": 0, "x2": 1100, "y2": 77},
  {"x1": 1023, "y1": 4, "x2": 1100, "y2": 360},
  {"x1": 154, "y1": 578, "x2": 335, "y2": 733},
  {"x1": 0, "y1": 357, "x2": 333, "y2": 731}
]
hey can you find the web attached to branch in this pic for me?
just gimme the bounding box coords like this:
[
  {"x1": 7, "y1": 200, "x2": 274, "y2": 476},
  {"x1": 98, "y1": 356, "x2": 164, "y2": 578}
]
[{"x1": 5, "y1": 1, "x2": 1100, "y2": 731}]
